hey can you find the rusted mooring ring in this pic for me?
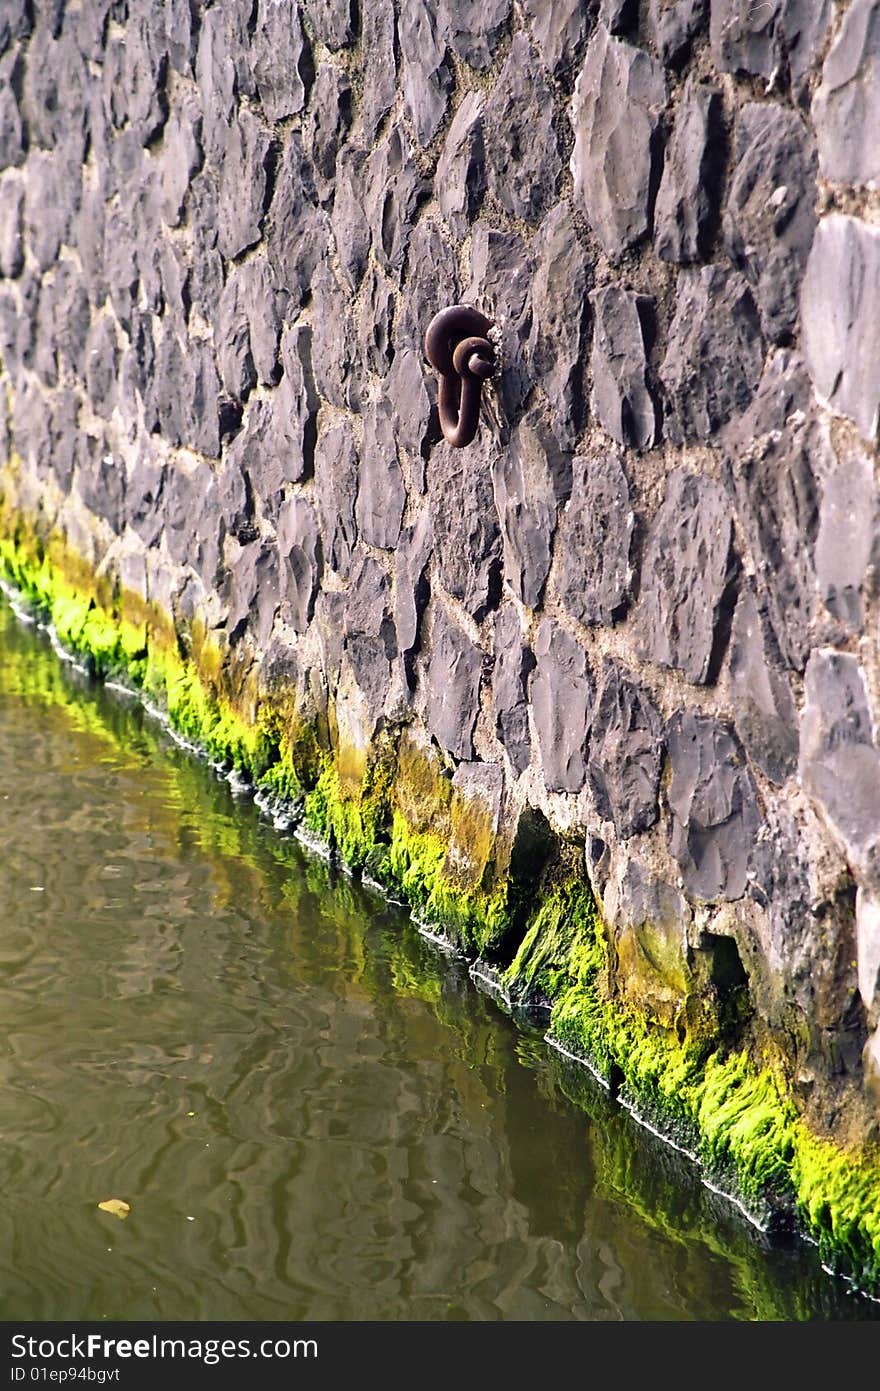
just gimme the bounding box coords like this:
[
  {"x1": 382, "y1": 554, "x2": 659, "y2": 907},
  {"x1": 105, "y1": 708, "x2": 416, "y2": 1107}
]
[{"x1": 424, "y1": 304, "x2": 496, "y2": 448}]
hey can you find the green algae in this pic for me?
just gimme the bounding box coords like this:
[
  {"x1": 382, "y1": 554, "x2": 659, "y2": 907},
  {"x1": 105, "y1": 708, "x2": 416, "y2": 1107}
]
[{"x1": 1, "y1": 502, "x2": 880, "y2": 1299}]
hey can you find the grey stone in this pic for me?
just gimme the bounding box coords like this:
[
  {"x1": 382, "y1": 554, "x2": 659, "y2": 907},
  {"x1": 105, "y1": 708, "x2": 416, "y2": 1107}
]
[
  {"x1": 588, "y1": 658, "x2": 664, "y2": 839},
  {"x1": 223, "y1": 540, "x2": 280, "y2": 649},
  {"x1": 800, "y1": 650, "x2": 880, "y2": 867},
  {"x1": 75, "y1": 437, "x2": 126, "y2": 536},
  {"x1": 21, "y1": 21, "x2": 87, "y2": 157},
  {"x1": 721, "y1": 351, "x2": 825, "y2": 673},
  {"x1": 590, "y1": 286, "x2": 656, "y2": 450},
  {"x1": 278, "y1": 323, "x2": 319, "y2": 477},
  {"x1": 424, "y1": 606, "x2": 484, "y2": 761},
  {"x1": 570, "y1": 26, "x2": 666, "y2": 260},
  {"x1": 616, "y1": 860, "x2": 688, "y2": 969},
  {"x1": 653, "y1": 77, "x2": 720, "y2": 264},
  {"x1": 466, "y1": 226, "x2": 534, "y2": 423},
  {"x1": 522, "y1": 0, "x2": 593, "y2": 75},
  {"x1": 215, "y1": 272, "x2": 257, "y2": 402},
  {"x1": 163, "y1": 458, "x2": 223, "y2": 582},
  {"x1": 0, "y1": 171, "x2": 23, "y2": 276},
  {"x1": 357, "y1": 264, "x2": 396, "y2": 379},
  {"x1": 492, "y1": 604, "x2": 534, "y2": 776},
  {"x1": 252, "y1": 0, "x2": 313, "y2": 122},
  {"x1": 527, "y1": 204, "x2": 590, "y2": 449},
  {"x1": 530, "y1": 618, "x2": 594, "y2": 795},
  {"x1": 217, "y1": 110, "x2": 274, "y2": 261},
  {"x1": 0, "y1": 53, "x2": 25, "y2": 168},
  {"x1": 120, "y1": 311, "x2": 157, "y2": 429},
  {"x1": 315, "y1": 420, "x2": 359, "y2": 577},
  {"x1": 46, "y1": 388, "x2": 80, "y2": 491},
  {"x1": 126, "y1": 447, "x2": 166, "y2": 547},
  {"x1": 441, "y1": 0, "x2": 510, "y2": 68},
  {"x1": 397, "y1": 220, "x2": 459, "y2": 364},
  {"x1": 710, "y1": 0, "x2": 831, "y2": 91},
  {"x1": 330, "y1": 143, "x2": 370, "y2": 291},
  {"x1": 73, "y1": 186, "x2": 107, "y2": 307},
  {"x1": 636, "y1": 469, "x2": 737, "y2": 685},
  {"x1": 385, "y1": 348, "x2": 435, "y2": 478},
  {"x1": 485, "y1": 34, "x2": 560, "y2": 225},
  {"x1": 303, "y1": 0, "x2": 356, "y2": 50},
  {"x1": 264, "y1": 132, "x2": 326, "y2": 311},
  {"x1": 723, "y1": 102, "x2": 817, "y2": 345},
  {"x1": 555, "y1": 451, "x2": 632, "y2": 627},
  {"x1": 728, "y1": 584, "x2": 798, "y2": 786},
  {"x1": 356, "y1": 398, "x2": 406, "y2": 550},
  {"x1": 11, "y1": 377, "x2": 51, "y2": 479},
  {"x1": 194, "y1": 4, "x2": 244, "y2": 162},
  {"x1": 600, "y1": 0, "x2": 636, "y2": 32},
  {"x1": 24, "y1": 147, "x2": 81, "y2": 273},
  {"x1": 435, "y1": 91, "x2": 486, "y2": 235},
  {"x1": 310, "y1": 258, "x2": 359, "y2": 411},
  {"x1": 493, "y1": 414, "x2": 571, "y2": 610},
  {"x1": 666, "y1": 710, "x2": 761, "y2": 902},
  {"x1": 160, "y1": 95, "x2": 202, "y2": 227},
  {"x1": 813, "y1": 0, "x2": 880, "y2": 187},
  {"x1": 277, "y1": 495, "x2": 323, "y2": 635},
  {"x1": 102, "y1": 10, "x2": 168, "y2": 146},
  {"x1": 646, "y1": 0, "x2": 708, "y2": 63},
  {"x1": 184, "y1": 341, "x2": 223, "y2": 459},
  {"x1": 307, "y1": 64, "x2": 352, "y2": 190},
  {"x1": 399, "y1": 1, "x2": 453, "y2": 146},
  {"x1": 365, "y1": 125, "x2": 429, "y2": 275},
  {"x1": 163, "y1": 0, "x2": 196, "y2": 75},
  {"x1": 85, "y1": 315, "x2": 119, "y2": 418},
  {"x1": 431, "y1": 436, "x2": 502, "y2": 621},
  {"x1": 0, "y1": 3, "x2": 32, "y2": 54},
  {"x1": 395, "y1": 511, "x2": 433, "y2": 658},
  {"x1": 815, "y1": 451, "x2": 878, "y2": 633},
  {"x1": 800, "y1": 214, "x2": 880, "y2": 443},
  {"x1": 345, "y1": 547, "x2": 394, "y2": 641},
  {"x1": 659, "y1": 265, "x2": 765, "y2": 444},
  {"x1": 361, "y1": 0, "x2": 396, "y2": 142}
]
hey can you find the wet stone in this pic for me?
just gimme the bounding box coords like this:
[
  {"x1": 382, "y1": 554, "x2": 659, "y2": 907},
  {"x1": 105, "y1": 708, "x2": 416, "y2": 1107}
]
[
  {"x1": 799, "y1": 650, "x2": 880, "y2": 868},
  {"x1": 424, "y1": 607, "x2": 484, "y2": 762},
  {"x1": 589, "y1": 286, "x2": 656, "y2": 451},
  {"x1": 252, "y1": 0, "x2": 312, "y2": 123},
  {"x1": 813, "y1": 0, "x2": 880, "y2": 187},
  {"x1": 435, "y1": 91, "x2": 486, "y2": 235},
  {"x1": 588, "y1": 658, "x2": 664, "y2": 839},
  {"x1": 570, "y1": 26, "x2": 666, "y2": 260},
  {"x1": 430, "y1": 437, "x2": 502, "y2": 622},
  {"x1": 728, "y1": 584, "x2": 799, "y2": 787},
  {"x1": 361, "y1": 0, "x2": 396, "y2": 143},
  {"x1": 800, "y1": 214, "x2": 880, "y2": 443},
  {"x1": 355, "y1": 399, "x2": 406, "y2": 551},
  {"x1": 527, "y1": 203, "x2": 590, "y2": 450},
  {"x1": 653, "y1": 76, "x2": 720, "y2": 264},
  {"x1": 530, "y1": 618, "x2": 594, "y2": 796},
  {"x1": 307, "y1": 64, "x2": 352, "y2": 191},
  {"x1": 484, "y1": 33, "x2": 560, "y2": 225},
  {"x1": 522, "y1": 0, "x2": 593, "y2": 75},
  {"x1": 635, "y1": 469, "x2": 737, "y2": 685},
  {"x1": 441, "y1": 0, "x2": 510, "y2": 68},
  {"x1": 217, "y1": 109, "x2": 274, "y2": 261},
  {"x1": 645, "y1": 0, "x2": 708, "y2": 64},
  {"x1": 277, "y1": 495, "x2": 323, "y2": 635},
  {"x1": 721, "y1": 350, "x2": 826, "y2": 673},
  {"x1": 659, "y1": 264, "x2": 765, "y2": 445},
  {"x1": 555, "y1": 451, "x2": 632, "y2": 628},
  {"x1": 493, "y1": 414, "x2": 572, "y2": 611},
  {"x1": 723, "y1": 102, "x2": 817, "y2": 345},
  {"x1": 314, "y1": 420, "x2": 359, "y2": 578},
  {"x1": 666, "y1": 709, "x2": 761, "y2": 903},
  {"x1": 815, "y1": 451, "x2": 878, "y2": 633},
  {"x1": 398, "y1": 2, "x2": 453, "y2": 147},
  {"x1": 492, "y1": 604, "x2": 534, "y2": 776}
]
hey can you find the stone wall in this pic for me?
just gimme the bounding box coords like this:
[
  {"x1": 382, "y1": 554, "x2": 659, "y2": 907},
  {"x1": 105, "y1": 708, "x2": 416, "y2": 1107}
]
[{"x1": 3, "y1": 1, "x2": 880, "y2": 1288}]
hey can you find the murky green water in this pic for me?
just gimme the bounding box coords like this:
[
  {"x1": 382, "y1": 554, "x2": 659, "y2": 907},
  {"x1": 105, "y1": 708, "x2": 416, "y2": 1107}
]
[{"x1": 0, "y1": 594, "x2": 876, "y2": 1322}]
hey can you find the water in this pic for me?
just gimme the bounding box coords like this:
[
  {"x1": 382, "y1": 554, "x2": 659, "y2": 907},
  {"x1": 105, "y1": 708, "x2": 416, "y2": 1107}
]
[{"x1": 0, "y1": 594, "x2": 876, "y2": 1322}]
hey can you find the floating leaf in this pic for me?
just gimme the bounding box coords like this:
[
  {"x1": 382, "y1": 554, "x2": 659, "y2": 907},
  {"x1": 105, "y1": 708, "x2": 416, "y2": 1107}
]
[{"x1": 97, "y1": 1198, "x2": 130, "y2": 1220}]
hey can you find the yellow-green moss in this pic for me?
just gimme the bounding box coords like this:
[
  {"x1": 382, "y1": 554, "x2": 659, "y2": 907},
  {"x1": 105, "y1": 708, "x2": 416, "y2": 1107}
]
[{"x1": 2, "y1": 502, "x2": 880, "y2": 1297}]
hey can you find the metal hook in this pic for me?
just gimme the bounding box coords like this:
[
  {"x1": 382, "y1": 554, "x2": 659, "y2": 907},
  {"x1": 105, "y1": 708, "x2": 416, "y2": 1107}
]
[{"x1": 424, "y1": 304, "x2": 496, "y2": 448}]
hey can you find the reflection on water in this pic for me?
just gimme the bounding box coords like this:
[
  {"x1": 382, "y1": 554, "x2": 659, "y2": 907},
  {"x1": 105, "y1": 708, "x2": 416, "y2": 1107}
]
[{"x1": 0, "y1": 596, "x2": 876, "y2": 1322}]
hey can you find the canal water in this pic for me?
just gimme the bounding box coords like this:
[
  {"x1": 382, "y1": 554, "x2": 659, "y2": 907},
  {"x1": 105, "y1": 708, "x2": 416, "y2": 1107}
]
[{"x1": 0, "y1": 593, "x2": 876, "y2": 1323}]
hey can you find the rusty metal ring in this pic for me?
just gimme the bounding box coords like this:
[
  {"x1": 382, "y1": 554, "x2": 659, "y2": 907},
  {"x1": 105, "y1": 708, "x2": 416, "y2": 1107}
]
[{"x1": 425, "y1": 304, "x2": 496, "y2": 448}]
